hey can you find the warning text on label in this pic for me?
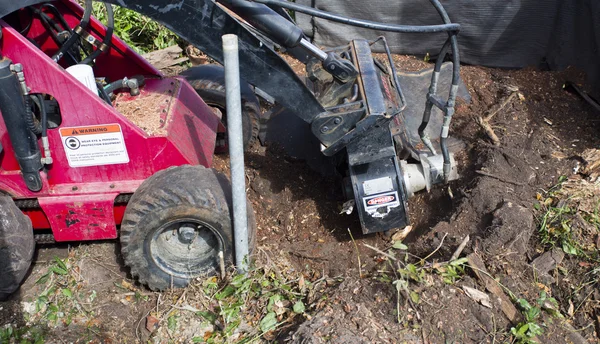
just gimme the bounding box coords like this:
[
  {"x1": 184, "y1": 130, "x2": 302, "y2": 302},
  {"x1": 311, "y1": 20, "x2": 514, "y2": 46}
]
[{"x1": 60, "y1": 124, "x2": 129, "y2": 167}]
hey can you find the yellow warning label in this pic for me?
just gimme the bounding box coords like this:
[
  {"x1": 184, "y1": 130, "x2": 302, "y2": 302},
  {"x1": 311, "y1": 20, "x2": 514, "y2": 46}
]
[{"x1": 59, "y1": 124, "x2": 129, "y2": 167}]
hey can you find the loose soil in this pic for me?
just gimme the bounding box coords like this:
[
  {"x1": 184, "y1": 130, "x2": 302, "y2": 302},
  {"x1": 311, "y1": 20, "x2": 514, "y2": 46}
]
[{"x1": 2, "y1": 54, "x2": 600, "y2": 343}]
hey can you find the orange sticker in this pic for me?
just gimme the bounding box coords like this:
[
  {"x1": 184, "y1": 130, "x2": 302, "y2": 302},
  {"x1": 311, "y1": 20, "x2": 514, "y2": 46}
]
[{"x1": 59, "y1": 124, "x2": 121, "y2": 136}]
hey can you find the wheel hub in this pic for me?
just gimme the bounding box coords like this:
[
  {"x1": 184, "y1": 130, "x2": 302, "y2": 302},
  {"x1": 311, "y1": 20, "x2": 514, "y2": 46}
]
[{"x1": 149, "y1": 218, "x2": 223, "y2": 278}]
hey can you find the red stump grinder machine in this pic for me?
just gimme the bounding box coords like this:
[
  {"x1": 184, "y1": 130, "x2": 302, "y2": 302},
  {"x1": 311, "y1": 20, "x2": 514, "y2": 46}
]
[{"x1": 0, "y1": 0, "x2": 461, "y2": 298}]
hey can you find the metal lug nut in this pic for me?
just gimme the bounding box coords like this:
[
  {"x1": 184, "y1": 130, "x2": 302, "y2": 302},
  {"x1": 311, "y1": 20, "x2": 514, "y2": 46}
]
[{"x1": 178, "y1": 226, "x2": 197, "y2": 244}]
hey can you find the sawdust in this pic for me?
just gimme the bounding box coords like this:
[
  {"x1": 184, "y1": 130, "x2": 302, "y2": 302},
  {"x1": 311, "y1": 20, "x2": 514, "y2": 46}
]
[{"x1": 114, "y1": 80, "x2": 180, "y2": 136}]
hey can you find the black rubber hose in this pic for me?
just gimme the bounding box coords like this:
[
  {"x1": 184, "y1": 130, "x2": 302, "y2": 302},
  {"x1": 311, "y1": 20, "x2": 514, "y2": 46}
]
[
  {"x1": 51, "y1": 0, "x2": 92, "y2": 62},
  {"x1": 80, "y1": 2, "x2": 114, "y2": 65},
  {"x1": 97, "y1": 82, "x2": 113, "y2": 106},
  {"x1": 417, "y1": 38, "x2": 450, "y2": 139},
  {"x1": 246, "y1": 0, "x2": 460, "y2": 33},
  {"x1": 24, "y1": 95, "x2": 42, "y2": 135},
  {"x1": 38, "y1": 95, "x2": 47, "y2": 138},
  {"x1": 103, "y1": 79, "x2": 126, "y2": 95}
]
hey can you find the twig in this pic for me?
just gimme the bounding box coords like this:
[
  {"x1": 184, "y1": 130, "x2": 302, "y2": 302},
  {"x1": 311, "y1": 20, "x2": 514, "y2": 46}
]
[
  {"x1": 422, "y1": 233, "x2": 448, "y2": 262},
  {"x1": 347, "y1": 228, "x2": 363, "y2": 278},
  {"x1": 363, "y1": 243, "x2": 397, "y2": 261},
  {"x1": 476, "y1": 91, "x2": 519, "y2": 146},
  {"x1": 485, "y1": 92, "x2": 518, "y2": 122},
  {"x1": 475, "y1": 170, "x2": 526, "y2": 186},
  {"x1": 450, "y1": 235, "x2": 470, "y2": 261}
]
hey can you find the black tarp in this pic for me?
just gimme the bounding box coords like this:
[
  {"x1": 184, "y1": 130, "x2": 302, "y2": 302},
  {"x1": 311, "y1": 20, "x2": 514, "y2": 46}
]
[{"x1": 295, "y1": 0, "x2": 600, "y2": 98}]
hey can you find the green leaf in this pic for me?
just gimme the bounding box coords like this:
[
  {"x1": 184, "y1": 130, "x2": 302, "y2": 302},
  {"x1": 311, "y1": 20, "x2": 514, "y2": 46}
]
[
  {"x1": 450, "y1": 257, "x2": 469, "y2": 266},
  {"x1": 517, "y1": 298, "x2": 532, "y2": 311},
  {"x1": 293, "y1": 301, "x2": 305, "y2": 314},
  {"x1": 196, "y1": 311, "x2": 217, "y2": 324},
  {"x1": 410, "y1": 291, "x2": 420, "y2": 304},
  {"x1": 47, "y1": 312, "x2": 58, "y2": 322},
  {"x1": 49, "y1": 266, "x2": 68, "y2": 276},
  {"x1": 53, "y1": 257, "x2": 68, "y2": 271},
  {"x1": 61, "y1": 289, "x2": 73, "y2": 298},
  {"x1": 392, "y1": 241, "x2": 408, "y2": 250},
  {"x1": 260, "y1": 312, "x2": 277, "y2": 332},
  {"x1": 215, "y1": 286, "x2": 235, "y2": 300},
  {"x1": 36, "y1": 273, "x2": 50, "y2": 285},
  {"x1": 528, "y1": 322, "x2": 543, "y2": 336},
  {"x1": 267, "y1": 294, "x2": 283, "y2": 312},
  {"x1": 517, "y1": 323, "x2": 529, "y2": 336},
  {"x1": 562, "y1": 242, "x2": 577, "y2": 255},
  {"x1": 167, "y1": 315, "x2": 177, "y2": 332},
  {"x1": 230, "y1": 274, "x2": 247, "y2": 287},
  {"x1": 192, "y1": 337, "x2": 204, "y2": 343}
]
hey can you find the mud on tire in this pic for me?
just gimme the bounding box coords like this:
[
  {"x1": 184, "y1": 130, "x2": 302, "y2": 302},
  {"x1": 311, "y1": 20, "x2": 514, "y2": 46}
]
[
  {"x1": 120, "y1": 165, "x2": 256, "y2": 291},
  {"x1": 0, "y1": 195, "x2": 35, "y2": 301}
]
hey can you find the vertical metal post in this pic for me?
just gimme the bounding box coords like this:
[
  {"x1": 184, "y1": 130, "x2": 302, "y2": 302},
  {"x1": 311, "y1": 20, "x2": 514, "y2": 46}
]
[{"x1": 222, "y1": 34, "x2": 249, "y2": 274}]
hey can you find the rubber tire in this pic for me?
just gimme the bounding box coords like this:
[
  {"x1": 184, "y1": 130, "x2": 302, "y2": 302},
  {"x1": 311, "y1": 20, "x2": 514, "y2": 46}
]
[
  {"x1": 120, "y1": 165, "x2": 256, "y2": 291},
  {"x1": 180, "y1": 65, "x2": 261, "y2": 151},
  {"x1": 0, "y1": 195, "x2": 35, "y2": 301}
]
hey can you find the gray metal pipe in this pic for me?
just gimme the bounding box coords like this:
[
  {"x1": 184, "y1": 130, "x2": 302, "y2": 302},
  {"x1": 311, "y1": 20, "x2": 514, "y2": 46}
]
[{"x1": 223, "y1": 34, "x2": 249, "y2": 274}]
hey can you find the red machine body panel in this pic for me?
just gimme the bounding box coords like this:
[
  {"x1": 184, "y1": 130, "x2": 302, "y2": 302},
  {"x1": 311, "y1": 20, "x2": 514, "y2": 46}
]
[{"x1": 0, "y1": 2, "x2": 220, "y2": 241}]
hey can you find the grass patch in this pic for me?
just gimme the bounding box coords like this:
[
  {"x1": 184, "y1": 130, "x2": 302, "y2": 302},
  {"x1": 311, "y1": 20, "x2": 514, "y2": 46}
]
[
  {"x1": 91, "y1": 3, "x2": 183, "y2": 54},
  {"x1": 536, "y1": 176, "x2": 600, "y2": 261},
  {"x1": 148, "y1": 252, "x2": 320, "y2": 343}
]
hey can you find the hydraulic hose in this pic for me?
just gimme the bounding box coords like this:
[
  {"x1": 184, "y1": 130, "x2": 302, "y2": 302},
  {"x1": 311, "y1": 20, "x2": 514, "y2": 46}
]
[
  {"x1": 38, "y1": 94, "x2": 52, "y2": 165},
  {"x1": 24, "y1": 95, "x2": 42, "y2": 135},
  {"x1": 37, "y1": 95, "x2": 47, "y2": 139},
  {"x1": 51, "y1": 0, "x2": 92, "y2": 62},
  {"x1": 97, "y1": 81, "x2": 113, "y2": 106},
  {"x1": 247, "y1": 0, "x2": 460, "y2": 33},
  {"x1": 103, "y1": 76, "x2": 144, "y2": 95},
  {"x1": 80, "y1": 2, "x2": 114, "y2": 65}
]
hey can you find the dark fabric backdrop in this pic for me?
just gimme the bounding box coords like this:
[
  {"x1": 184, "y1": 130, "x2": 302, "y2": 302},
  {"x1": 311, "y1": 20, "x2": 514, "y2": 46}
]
[{"x1": 295, "y1": 0, "x2": 600, "y2": 98}]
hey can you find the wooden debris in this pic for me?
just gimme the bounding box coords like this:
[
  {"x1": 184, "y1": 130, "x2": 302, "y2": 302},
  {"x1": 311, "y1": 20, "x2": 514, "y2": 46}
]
[
  {"x1": 391, "y1": 225, "x2": 413, "y2": 241},
  {"x1": 462, "y1": 286, "x2": 492, "y2": 308},
  {"x1": 142, "y1": 45, "x2": 188, "y2": 70},
  {"x1": 467, "y1": 253, "x2": 522, "y2": 323},
  {"x1": 581, "y1": 148, "x2": 600, "y2": 178},
  {"x1": 450, "y1": 234, "x2": 470, "y2": 261},
  {"x1": 185, "y1": 45, "x2": 210, "y2": 66}
]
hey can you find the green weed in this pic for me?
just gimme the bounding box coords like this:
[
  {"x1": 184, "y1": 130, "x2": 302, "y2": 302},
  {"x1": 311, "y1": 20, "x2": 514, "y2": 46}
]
[
  {"x1": 536, "y1": 176, "x2": 600, "y2": 261},
  {"x1": 157, "y1": 264, "x2": 312, "y2": 343},
  {"x1": 91, "y1": 3, "x2": 182, "y2": 53},
  {"x1": 0, "y1": 325, "x2": 45, "y2": 344},
  {"x1": 510, "y1": 291, "x2": 558, "y2": 343}
]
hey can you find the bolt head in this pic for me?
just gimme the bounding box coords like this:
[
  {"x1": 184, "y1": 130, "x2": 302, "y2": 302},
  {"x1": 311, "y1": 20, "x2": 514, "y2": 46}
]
[
  {"x1": 333, "y1": 118, "x2": 341, "y2": 125},
  {"x1": 178, "y1": 226, "x2": 196, "y2": 243},
  {"x1": 320, "y1": 126, "x2": 329, "y2": 133}
]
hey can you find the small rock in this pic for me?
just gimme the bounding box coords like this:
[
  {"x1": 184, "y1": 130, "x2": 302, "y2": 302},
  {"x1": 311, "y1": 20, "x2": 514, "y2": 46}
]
[{"x1": 531, "y1": 248, "x2": 564, "y2": 274}]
